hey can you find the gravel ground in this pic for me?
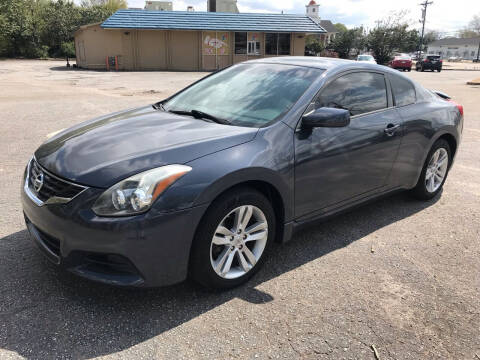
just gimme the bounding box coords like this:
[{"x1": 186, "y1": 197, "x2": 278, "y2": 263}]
[{"x1": 0, "y1": 59, "x2": 479, "y2": 360}]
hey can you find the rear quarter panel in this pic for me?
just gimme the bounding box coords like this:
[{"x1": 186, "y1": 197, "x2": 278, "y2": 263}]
[{"x1": 389, "y1": 99, "x2": 462, "y2": 189}]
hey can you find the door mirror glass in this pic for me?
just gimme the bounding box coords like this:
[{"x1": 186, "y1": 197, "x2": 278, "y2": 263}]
[{"x1": 302, "y1": 107, "x2": 350, "y2": 128}]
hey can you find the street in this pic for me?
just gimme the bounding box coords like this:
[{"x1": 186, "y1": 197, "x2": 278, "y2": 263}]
[{"x1": 0, "y1": 60, "x2": 479, "y2": 359}]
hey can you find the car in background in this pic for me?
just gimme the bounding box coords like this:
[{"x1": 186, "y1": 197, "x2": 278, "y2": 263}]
[
  {"x1": 357, "y1": 54, "x2": 376, "y2": 64},
  {"x1": 448, "y1": 56, "x2": 462, "y2": 62},
  {"x1": 22, "y1": 57, "x2": 463, "y2": 289},
  {"x1": 390, "y1": 55, "x2": 412, "y2": 71},
  {"x1": 416, "y1": 55, "x2": 443, "y2": 72}
]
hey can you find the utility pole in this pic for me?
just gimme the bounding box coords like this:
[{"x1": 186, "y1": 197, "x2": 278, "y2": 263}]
[
  {"x1": 417, "y1": 1, "x2": 433, "y2": 59},
  {"x1": 476, "y1": 39, "x2": 480, "y2": 62}
]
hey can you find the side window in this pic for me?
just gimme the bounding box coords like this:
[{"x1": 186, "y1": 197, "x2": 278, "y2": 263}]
[
  {"x1": 390, "y1": 75, "x2": 416, "y2": 107},
  {"x1": 316, "y1": 72, "x2": 387, "y2": 116}
]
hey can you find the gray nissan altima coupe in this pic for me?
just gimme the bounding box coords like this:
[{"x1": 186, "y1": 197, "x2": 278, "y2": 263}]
[{"x1": 22, "y1": 57, "x2": 463, "y2": 289}]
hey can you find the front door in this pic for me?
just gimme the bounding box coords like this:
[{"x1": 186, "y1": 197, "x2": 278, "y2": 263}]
[{"x1": 294, "y1": 71, "x2": 403, "y2": 219}]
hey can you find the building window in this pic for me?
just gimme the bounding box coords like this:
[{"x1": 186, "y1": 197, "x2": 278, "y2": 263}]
[
  {"x1": 265, "y1": 33, "x2": 291, "y2": 55},
  {"x1": 247, "y1": 41, "x2": 260, "y2": 55},
  {"x1": 235, "y1": 32, "x2": 247, "y2": 55}
]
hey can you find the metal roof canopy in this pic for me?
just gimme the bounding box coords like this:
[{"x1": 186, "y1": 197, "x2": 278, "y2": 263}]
[{"x1": 101, "y1": 9, "x2": 326, "y2": 33}]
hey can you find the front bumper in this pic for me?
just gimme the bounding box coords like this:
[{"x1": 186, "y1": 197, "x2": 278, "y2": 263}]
[{"x1": 22, "y1": 186, "x2": 208, "y2": 287}]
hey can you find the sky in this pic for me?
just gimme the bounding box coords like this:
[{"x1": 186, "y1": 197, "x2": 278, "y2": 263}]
[{"x1": 120, "y1": 0, "x2": 480, "y2": 35}]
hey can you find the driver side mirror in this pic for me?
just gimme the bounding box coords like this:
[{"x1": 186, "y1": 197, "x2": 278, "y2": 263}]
[{"x1": 301, "y1": 107, "x2": 350, "y2": 129}]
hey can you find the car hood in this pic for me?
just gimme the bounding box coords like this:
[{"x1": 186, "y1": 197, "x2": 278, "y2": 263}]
[{"x1": 35, "y1": 106, "x2": 258, "y2": 188}]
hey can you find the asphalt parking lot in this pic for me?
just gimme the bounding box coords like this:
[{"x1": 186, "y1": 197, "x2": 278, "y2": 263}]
[{"x1": 0, "y1": 60, "x2": 479, "y2": 359}]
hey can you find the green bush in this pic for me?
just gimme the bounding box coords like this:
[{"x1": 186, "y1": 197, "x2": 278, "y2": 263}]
[{"x1": 60, "y1": 41, "x2": 75, "y2": 58}]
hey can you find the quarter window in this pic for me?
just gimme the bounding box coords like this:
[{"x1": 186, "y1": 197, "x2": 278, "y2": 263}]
[
  {"x1": 265, "y1": 33, "x2": 291, "y2": 55},
  {"x1": 315, "y1": 72, "x2": 387, "y2": 116},
  {"x1": 390, "y1": 75, "x2": 416, "y2": 107}
]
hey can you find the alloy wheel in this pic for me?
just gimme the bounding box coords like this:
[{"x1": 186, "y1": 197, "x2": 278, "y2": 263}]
[
  {"x1": 210, "y1": 205, "x2": 268, "y2": 279},
  {"x1": 425, "y1": 148, "x2": 449, "y2": 193}
]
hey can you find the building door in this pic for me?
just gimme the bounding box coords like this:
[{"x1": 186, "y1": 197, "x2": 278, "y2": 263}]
[{"x1": 169, "y1": 31, "x2": 199, "y2": 71}]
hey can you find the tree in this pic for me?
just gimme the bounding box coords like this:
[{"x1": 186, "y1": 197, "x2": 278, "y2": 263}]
[
  {"x1": 329, "y1": 27, "x2": 365, "y2": 59},
  {"x1": 41, "y1": 0, "x2": 81, "y2": 56},
  {"x1": 423, "y1": 30, "x2": 441, "y2": 44},
  {"x1": 458, "y1": 14, "x2": 480, "y2": 38},
  {"x1": 334, "y1": 23, "x2": 348, "y2": 33},
  {"x1": 367, "y1": 12, "x2": 419, "y2": 64},
  {"x1": 81, "y1": 0, "x2": 127, "y2": 12},
  {"x1": 305, "y1": 36, "x2": 324, "y2": 56},
  {"x1": 0, "y1": 0, "x2": 119, "y2": 58},
  {"x1": 0, "y1": 0, "x2": 49, "y2": 57}
]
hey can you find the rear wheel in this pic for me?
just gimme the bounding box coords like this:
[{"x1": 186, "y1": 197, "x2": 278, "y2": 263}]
[
  {"x1": 190, "y1": 187, "x2": 275, "y2": 289},
  {"x1": 411, "y1": 139, "x2": 451, "y2": 200}
]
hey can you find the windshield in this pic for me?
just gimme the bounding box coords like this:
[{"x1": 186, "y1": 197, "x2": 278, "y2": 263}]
[
  {"x1": 358, "y1": 55, "x2": 373, "y2": 61},
  {"x1": 163, "y1": 63, "x2": 323, "y2": 127}
]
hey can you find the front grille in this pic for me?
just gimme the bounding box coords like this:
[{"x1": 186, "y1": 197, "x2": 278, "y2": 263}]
[{"x1": 27, "y1": 159, "x2": 86, "y2": 204}]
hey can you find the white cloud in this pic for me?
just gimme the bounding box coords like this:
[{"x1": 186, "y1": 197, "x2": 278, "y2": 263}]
[{"x1": 120, "y1": 0, "x2": 480, "y2": 34}]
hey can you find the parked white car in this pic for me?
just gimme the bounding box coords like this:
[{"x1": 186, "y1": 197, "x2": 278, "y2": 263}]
[
  {"x1": 357, "y1": 55, "x2": 377, "y2": 64},
  {"x1": 448, "y1": 56, "x2": 463, "y2": 62}
]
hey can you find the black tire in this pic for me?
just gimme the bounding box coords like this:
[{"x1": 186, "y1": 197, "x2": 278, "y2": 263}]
[
  {"x1": 411, "y1": 139, "x2": 452, "y2": 200},
  {"x1": 438, "y1": 69, "x2": 442, "y2": 72},
  {"x1": 189, "y1": 187, "x2": 276, "y2": 290},
  {"x1": 407, "y1": 68, "x2": 411, "y2": 72},
  {"x1": 421, "y1": 66, "x2": 425, "y2": 72}
]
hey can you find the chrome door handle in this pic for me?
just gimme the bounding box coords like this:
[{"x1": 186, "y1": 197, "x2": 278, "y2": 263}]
[{"x1": 384, "y1": 124, "x2": 400, "y2": 136}]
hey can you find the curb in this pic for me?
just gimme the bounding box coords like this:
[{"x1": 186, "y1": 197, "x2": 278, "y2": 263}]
[{"x1": 443, "y1": 68, "x2": 480, "y2": 72}]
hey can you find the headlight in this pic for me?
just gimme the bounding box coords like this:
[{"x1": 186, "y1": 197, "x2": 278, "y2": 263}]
[{"x1": 92, "y1": 165, "x2": 191, "y2": 216}]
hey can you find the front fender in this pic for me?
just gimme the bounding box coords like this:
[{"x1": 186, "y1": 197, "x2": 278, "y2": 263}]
[{"x1": 150, "y1": 122, "x2": 295, "y2": 222}]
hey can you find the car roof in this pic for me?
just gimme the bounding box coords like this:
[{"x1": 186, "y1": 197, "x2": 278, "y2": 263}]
[
  {"x1": 244, "y1": 56, "x2": 402, "y2": 74},
  {"x1": 244, "y1": 56, "x2": 353, "y2": 70}
]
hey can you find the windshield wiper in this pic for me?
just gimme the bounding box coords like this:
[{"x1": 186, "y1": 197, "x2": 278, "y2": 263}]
[
  {"x1": 152, "y1": 102, "x2": 166, "y2": 111},
  {"x1": 169, "y1": 109, "x2": 230, "y2": 125}
]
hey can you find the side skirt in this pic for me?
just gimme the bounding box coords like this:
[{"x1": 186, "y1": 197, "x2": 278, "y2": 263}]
[{"x1": 280, "y1": 186, "x2": 405, "y2": 243}]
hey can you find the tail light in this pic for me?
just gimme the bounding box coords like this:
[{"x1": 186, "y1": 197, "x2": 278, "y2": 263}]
[
  {"x1": 424, "y1": 59, "x2": 429, "y2": 63},
  {"x1": 448, "y1": 99, "x2": 464, "y2": 116},
  {"x1": 439, "y1": 59, "x2": 443, "y2": 63}
]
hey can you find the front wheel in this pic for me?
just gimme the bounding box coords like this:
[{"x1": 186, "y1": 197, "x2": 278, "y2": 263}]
[
  {"x1": 189, "y1": 187, "x2": 275, "y2": 289},
  {"x1": 411, "y1": 139, "x2": 451, "y2": 200}
]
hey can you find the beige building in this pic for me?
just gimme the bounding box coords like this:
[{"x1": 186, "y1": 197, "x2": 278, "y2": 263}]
[
  {"x1": 207, "y1": 0, "x2": 239, "y2": 13},
  {"x1": 144, "y1": 1, "x2": 173, "y2": 11},
  {"x1": 74, "y1": 9, "x2": 326, "y2": 71}
]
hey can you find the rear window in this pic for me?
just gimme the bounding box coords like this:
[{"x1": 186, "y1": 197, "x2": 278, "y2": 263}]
[
  {"x1": 427, "y1": 56, "x2": 441, "y2": 60},
  {"x1": 396, "y1": 56, "x2": 411, "y2": 60},
  {"x1": 390, "y1": 75, "x2": 416, "y2": 107},
  {"x1": 358, "y1": 55, "x2": 373, "y2": 61}
]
